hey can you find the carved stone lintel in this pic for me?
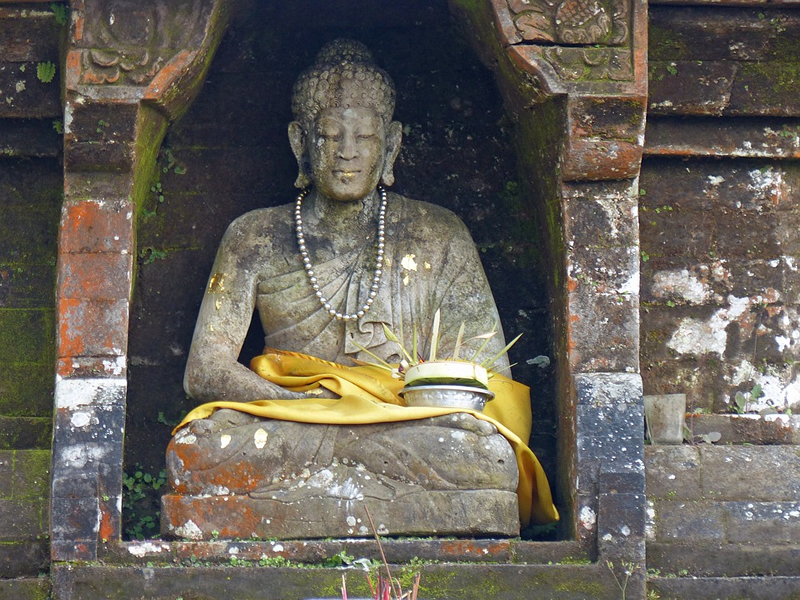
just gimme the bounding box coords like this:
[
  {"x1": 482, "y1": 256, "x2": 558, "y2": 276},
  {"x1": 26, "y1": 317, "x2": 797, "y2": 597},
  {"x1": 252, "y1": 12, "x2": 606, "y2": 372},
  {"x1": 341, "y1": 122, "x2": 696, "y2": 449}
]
[{"x1": 503, "y1": 0, "x2": 628, "y2": 46}]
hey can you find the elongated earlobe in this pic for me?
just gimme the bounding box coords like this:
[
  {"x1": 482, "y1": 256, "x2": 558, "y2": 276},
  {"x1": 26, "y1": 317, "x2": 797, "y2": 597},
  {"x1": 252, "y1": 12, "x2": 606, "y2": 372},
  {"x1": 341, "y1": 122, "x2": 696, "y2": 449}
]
[
  {"x1": 288, "y1": 121, "x2": 311, "y2": 188},
  {"x1": 381, "y1": 121, "x2": 403, "y2": 187}
]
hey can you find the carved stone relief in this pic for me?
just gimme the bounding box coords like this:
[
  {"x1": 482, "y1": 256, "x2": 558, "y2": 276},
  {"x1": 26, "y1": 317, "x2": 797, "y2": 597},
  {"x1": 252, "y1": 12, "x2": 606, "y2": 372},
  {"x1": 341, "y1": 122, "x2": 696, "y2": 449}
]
[
  {"x1": 506, "y1": 0, "x2": 628, "y2": 46},
  {"x1": 78, "y1": 0, "x2": 212, "y2": 86}
]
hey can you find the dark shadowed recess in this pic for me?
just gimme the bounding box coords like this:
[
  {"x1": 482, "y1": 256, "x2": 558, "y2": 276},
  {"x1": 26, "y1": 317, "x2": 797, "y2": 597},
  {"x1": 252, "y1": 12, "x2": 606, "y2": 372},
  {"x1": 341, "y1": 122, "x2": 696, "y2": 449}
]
[{"x1": 124, "y1": 0, "x2": 556, "y2": 540}]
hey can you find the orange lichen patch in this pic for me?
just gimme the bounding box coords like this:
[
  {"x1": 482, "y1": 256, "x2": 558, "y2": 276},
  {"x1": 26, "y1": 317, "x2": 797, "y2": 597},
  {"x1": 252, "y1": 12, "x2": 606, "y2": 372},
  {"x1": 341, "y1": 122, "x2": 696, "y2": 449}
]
[
  {"x1": 57, "y1": 297, "x2": 129, "y2": 358},
  {"x1": 99, "y1": 505, "x2": 118, "y2": 542},
  {"x1": 60, "y1": 199, "x2": 135, "y2": 254},
  {"x1": 58, "y1": 252, "x2": 132, "y2": 302},
  {"x1": 163, "y1": 496, "x2": 263, "y2": 540},
  {"x1": 145, "y1": 50, "x2": 196, "y2": 98},
  {"x1": 567, "y1": 277, "x2": 578, "y2": 292},
  {"x1": 168, "y1": 441, "x2": 266, "y2": 495},
  {"x1": 65, "y1": 50, "x2": 83, "y2": 91},
  {"x1": 440, "y1": 539, "x2": 512, "y2": 557}
]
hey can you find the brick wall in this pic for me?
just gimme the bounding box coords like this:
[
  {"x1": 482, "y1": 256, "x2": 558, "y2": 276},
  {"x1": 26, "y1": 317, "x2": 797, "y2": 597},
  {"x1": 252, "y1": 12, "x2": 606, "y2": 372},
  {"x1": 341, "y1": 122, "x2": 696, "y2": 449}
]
[
  {"x1": 0, "y1": 3, "x2": 63, "y2": 588},
  {"x1": 641, "y1": 4, "x2": 800, "y2": 416}
]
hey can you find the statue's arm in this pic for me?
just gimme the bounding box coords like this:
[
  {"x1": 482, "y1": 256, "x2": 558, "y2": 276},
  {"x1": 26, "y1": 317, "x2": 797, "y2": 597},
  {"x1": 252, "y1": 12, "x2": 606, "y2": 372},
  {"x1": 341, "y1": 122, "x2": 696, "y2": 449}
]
[{"x1": 184, "y1": 216, "x2": 302, "y2": 403}]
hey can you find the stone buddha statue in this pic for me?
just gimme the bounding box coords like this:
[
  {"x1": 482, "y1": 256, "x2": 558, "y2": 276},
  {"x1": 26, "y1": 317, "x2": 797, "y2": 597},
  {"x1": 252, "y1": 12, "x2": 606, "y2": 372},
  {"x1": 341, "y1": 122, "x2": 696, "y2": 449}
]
[{"x1": 161, "y1": 40, "x2": 557, "y2": 540}]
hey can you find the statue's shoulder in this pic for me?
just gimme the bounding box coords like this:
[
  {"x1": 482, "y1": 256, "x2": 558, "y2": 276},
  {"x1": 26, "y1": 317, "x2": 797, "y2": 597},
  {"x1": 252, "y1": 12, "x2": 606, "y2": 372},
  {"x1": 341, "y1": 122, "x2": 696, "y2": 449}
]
[
  {"x1": 221, "y1": 204, "x2": 293, "y2": 243},
  {"x1": 392, "y1": 194, "x2": 472, "y2": 239}
]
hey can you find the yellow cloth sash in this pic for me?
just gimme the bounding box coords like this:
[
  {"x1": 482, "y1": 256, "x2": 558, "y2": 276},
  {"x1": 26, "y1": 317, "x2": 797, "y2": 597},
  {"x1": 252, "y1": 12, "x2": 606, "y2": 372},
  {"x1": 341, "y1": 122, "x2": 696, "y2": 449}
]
[{"x1": 175, "y1": 350, "x2": 559, "y2": 526}]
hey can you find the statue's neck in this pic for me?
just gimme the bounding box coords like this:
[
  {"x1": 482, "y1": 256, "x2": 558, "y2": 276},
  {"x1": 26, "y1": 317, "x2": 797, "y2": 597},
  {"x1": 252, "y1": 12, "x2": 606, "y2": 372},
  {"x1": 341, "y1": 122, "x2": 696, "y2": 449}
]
[{"x1": 304, "y1": 189, "x2": 381, "y2": 237}]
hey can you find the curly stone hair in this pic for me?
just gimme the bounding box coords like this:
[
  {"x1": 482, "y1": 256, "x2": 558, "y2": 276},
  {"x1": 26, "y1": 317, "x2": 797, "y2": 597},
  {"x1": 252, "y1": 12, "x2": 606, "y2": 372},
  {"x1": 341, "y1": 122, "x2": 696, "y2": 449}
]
[{"x1": 291, "y1": 39, "x2": 396, "y2": 131}]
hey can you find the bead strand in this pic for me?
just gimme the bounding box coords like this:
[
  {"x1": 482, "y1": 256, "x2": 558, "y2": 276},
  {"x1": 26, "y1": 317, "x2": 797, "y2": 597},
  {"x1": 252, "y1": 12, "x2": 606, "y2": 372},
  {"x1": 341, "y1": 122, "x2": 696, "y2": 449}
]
[{"x1": 295, "y1": 186, "x2": 387, "y2": 321}]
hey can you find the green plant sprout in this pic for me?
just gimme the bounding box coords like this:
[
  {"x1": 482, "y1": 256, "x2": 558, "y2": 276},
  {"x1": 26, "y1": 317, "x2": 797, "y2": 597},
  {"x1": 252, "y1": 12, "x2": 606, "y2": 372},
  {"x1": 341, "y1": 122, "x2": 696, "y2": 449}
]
[{"x1": 37, "y1": 62, "x2": 57, "y2": 83}]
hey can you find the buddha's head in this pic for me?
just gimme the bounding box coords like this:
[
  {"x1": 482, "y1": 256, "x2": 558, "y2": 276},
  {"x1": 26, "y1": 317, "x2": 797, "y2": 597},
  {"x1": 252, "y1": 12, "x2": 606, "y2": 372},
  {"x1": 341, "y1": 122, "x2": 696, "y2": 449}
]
[{"x1": 289, "y1": 39, "x2": 403, "y2": 202}]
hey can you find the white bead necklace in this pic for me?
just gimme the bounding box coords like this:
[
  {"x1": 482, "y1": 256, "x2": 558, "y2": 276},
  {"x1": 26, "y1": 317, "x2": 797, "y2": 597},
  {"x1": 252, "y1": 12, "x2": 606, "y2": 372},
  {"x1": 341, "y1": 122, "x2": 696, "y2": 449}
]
[{"x1": 294, "y1": 186, "x2": 387, "y2": 321}]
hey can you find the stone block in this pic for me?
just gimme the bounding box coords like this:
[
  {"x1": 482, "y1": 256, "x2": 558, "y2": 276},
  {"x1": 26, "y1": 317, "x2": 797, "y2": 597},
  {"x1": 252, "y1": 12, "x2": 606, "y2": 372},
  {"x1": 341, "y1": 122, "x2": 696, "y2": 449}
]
[
  {"x1": 0, "y1": 262, "x2": 57, "y2": 311},
  {"x1": 57, "y1": 252, "x2": 132, "y2": 302},
  {"x1": 0, "y1": 202, "x2": 60, "y2": 264},
  {"x1": 699, "y1": 446, "x2": 800, "y2": 501},
  {"x1": 649, "y1": 61, "x2": 736, "y2": 116},
  {"x1": 63, "y1": 141, "x2": 137, "y2": 175},
  {"x1": 11, "y1": 449, "x2": 50, "y2": 501},
  {"x1": 0, "y1": 500, "x2": 43, "y2": 541},
  {"x1": 50, "y1": 497, "x2": 99, "y2": 542},
  {"x1": 645, "y1": 445, "x2": 702, "y2": 501},
  {"x1": 54, "y1": 405, "x2": 125, "y2": 446},
  {"x1": 56, "y1": 356, "x2": 127, "y2": 379},
  {"x1": 0, "y1": 7, "x2": 62, "y2": 62},
  {"x1": 724, "y1": 502, "x2": 800, "y2": 544},
  {"x1": 651, "y1": 574, "x2": 800, "y2": 600},
  {"x1": 562, "y1": 181, "x2": 639, "y2": 249},
  {"x1": 647, "y1": 542, "x2": 800, "y2": 577},
  {"x1": 0, "y1": 417, "x2": 51, "y2": 451},
  {"x1": 597, "y1": 491, "x2": 646, "y2": 561},
  {"x1": 645, "y1": 117, "x2": 800, "y2": 159},
  {"x1": 0, "y1": 358, "x2": 53, "y2": 410},
  {"x1": 0, "y1": 452, "x2": 12, "y2": 499},
  {"x1": 686, "y1": 413, "x2": 800, "y2": 445},
  {"x1": 729, "y1": 62, "x2": 800, "y2": 117},
  {"x1": 567, "y1": 245, "x2": 639, "y2": 297},
  {"x1": 59, "y1": 198, "x2": 135, "y2": 254},
  {"x1": 651, "y1": 499, "x2": 725, "y2": 542},
  {"x1": 0, "y1": 540, "x2": 48, "y2": 579},
  {"x1": 0, "y1": 119, "x2": 61, "y2": 158},
  {"x1": 0, "y1": 309, "x2": 52, "y2": 364},
  {"x1": 56, "y1": 297, "x2": 128, "y2": 358},
  {"x1": 567, "y1": 290, "x2": 640, "y2": 372},
  {"x1": 0, "y1": 62, "x2": 61, "y2": 119}
]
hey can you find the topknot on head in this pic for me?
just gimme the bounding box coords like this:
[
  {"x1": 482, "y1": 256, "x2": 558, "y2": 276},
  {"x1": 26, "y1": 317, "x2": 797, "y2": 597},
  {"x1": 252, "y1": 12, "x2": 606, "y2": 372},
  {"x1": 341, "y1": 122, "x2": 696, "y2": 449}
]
[{"x1": 291, "y1": 39, "x2": 396, "y2": 131}]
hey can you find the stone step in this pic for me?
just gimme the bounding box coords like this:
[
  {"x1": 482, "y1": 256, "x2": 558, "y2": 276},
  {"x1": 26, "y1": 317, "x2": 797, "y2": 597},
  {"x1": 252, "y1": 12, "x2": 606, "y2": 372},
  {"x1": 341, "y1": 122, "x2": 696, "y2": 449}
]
[
  {"x1": 649, "y1": 575, "x2": 800, "y2": 600},
  {"x1": 648, "y1": 542, "x2": 800, "y2": 578}
]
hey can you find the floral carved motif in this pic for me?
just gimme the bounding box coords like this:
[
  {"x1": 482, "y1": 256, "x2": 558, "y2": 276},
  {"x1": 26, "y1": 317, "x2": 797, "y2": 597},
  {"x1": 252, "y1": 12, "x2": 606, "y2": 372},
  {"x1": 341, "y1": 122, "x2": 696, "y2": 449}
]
[
  {"x1": 79, "y1": 0, "x2": 211, "y2": 86},
  {"x1": 506, "y1": 0, "x2": 629, "y2": 46},
  {"x1": 542, "y1": 47, "x2": 632, "y2": 81}
]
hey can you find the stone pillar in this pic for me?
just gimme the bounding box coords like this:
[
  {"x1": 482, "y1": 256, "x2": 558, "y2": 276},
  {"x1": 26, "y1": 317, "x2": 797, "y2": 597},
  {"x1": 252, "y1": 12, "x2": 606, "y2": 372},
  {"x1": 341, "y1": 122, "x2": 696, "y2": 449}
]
[
  {"x1": 51, "y1": 0, "x2": 228, "y2": 561},
  {"x1": 451, "y1": 0, "x2": 647, "y2": 591}
]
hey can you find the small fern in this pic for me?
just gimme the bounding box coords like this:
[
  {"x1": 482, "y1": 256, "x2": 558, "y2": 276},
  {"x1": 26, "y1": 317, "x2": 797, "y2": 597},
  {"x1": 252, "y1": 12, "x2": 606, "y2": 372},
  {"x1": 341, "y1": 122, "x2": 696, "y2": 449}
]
[{"x1": 37, "y1": 62, "x2": 57, "y2": 83}]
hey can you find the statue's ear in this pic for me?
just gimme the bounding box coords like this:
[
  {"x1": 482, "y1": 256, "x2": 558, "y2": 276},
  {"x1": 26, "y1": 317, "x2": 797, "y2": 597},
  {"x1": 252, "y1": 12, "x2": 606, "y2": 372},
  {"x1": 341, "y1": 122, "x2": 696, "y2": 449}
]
[
  {"x1": 288, "y1": 121, "x2": 311, "y2": 189},
  {"x1": 381, "y1": 121, "x2": 403, "y2": 187}
]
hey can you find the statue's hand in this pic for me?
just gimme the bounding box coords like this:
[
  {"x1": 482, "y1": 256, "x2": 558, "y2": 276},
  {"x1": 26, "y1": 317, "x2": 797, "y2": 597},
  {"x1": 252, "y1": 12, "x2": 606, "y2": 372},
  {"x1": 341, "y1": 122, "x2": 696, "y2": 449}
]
[{"x1": 421, "y1": 413, "x2": 498, "y2": 437}]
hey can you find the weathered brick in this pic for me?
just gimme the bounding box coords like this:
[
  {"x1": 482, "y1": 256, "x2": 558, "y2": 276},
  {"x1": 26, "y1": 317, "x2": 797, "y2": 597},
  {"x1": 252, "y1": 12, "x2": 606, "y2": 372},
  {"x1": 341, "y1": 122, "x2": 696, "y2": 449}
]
[
  {"x1": 56, "y1": 297, "x2": 128, "y2": 358},
  {"x1": 651, "y1": 500, "x2": 725, "y2": 542},
  {"x1": 57, "y1": 252, "x2": 132, "y2": 302},
  {"x1": 647, "y1": 542, "x2": 800, "y2": 577},
  {"x1": 563, "y1": 181, "x2": 639, "y2": 249},
  {"x1": 0, "y1": 452, "x2": 12, "y2": 499},
  {"x1": 59, "y1": 198, "x2": 135, "y2": 255},
  {"x1": 567, "y1": 290, "x2": 640, "y2": 372},
  {"x1": 645, "y1": 445, "x2": 703, "y2": 501}
]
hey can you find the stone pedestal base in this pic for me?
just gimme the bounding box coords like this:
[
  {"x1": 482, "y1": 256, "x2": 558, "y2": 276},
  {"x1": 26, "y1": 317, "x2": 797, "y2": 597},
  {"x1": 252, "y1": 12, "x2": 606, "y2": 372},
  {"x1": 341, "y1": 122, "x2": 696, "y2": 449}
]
[{"x1": 161, "y1": 490, "x2": 520, "y2": 539}]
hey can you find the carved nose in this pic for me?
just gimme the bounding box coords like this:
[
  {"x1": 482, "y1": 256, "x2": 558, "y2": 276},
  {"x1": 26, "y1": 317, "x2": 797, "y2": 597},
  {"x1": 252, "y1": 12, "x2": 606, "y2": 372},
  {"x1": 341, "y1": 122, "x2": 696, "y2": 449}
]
[{"x1": 338, "y1": 133, "x2": 358, "y2": 160}]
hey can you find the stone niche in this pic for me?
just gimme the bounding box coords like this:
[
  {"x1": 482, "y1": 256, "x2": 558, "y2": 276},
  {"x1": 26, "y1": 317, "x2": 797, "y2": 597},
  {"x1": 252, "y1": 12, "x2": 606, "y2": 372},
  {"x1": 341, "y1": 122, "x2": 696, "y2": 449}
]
[{"x1": 51, "y1": 0, "x2": 649, "y2": 597}]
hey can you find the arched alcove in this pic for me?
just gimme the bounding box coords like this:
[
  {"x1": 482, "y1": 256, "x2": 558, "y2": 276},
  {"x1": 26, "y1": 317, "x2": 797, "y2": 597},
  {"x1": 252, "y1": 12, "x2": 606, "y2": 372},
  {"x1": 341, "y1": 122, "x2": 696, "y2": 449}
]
[{"x1": 123, "y1": 0, "x2": 559, "y2": 541}]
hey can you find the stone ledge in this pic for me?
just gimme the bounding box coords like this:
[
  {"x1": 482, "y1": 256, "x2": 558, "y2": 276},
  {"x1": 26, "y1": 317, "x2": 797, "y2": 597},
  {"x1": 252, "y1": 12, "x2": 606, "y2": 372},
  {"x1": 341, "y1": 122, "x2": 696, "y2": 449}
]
[
  {"x1": 51, "y1": 560, "x2": 624, "y2": 600},
  {"x1": 0, "y1": 576, "x2": 51, "y2": 600},
  {"x1": 649, "y1": 575, "x2": 800, "y2": 600},
  {"x1": 646, "y1": 445, "x2": 800, "y2": 501},
  {"x1": 103, "y1": 539, "x2": 584, "y2": 567},
  {"x1": 647, "y1": 542, "x2": 800, "y2": 577}
]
